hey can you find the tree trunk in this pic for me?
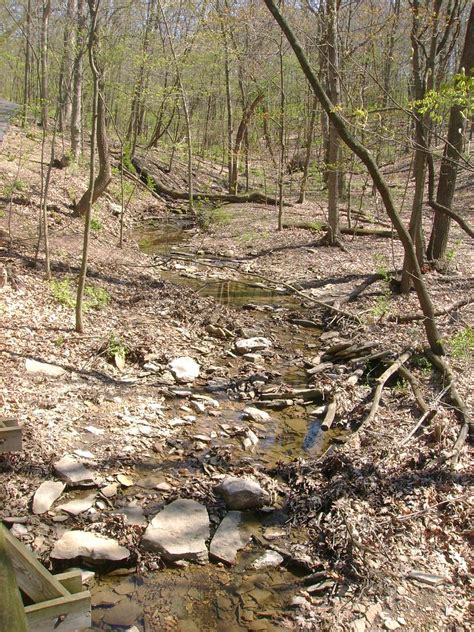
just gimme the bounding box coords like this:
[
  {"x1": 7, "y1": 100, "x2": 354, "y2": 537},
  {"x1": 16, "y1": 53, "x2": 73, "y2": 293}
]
[
  {"x1": 74, "y1": 79, "x2": 111, "y2": 216},
  {"x1": 22, "y1": 0, "x2": 32, "y2": 126},
  {"x1": 426, "y1": 4, "x2": 474, "y2": 264},
  {"x1": 40, "y1": 0, "x2": 51, "y2": 130},
  {"x1": 262, "y1": 0, "x2": 444, "y2": 355},
  {"x1": 298, "y1": 95, "x2": 317, "y2": 204},
  {"x1": 71, "y1": 0, "x2": 85, "y2": 161},
  {"x1": 325, "y1": 0, "x2": 341, "y2": 244},
  {"x1": 59, "y1": 0, "x2": 75, "y2": 131},
  {"x1": 76, "y1": 0, "x2": 100, "y2": 333},
  {"x1": 230, "y1": 93, "x2": 264, "y2": 194}
]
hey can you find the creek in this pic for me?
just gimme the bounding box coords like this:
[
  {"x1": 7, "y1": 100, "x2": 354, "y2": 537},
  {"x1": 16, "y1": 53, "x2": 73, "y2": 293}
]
[{"x1": 91, "y1": 215, "x2": 342, "y2": 631}]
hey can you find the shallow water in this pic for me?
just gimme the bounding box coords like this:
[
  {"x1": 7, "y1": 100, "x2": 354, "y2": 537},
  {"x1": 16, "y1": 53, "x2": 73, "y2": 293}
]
[{"x1": 89, "y1": 216, "x2": 340, "y2": 630}]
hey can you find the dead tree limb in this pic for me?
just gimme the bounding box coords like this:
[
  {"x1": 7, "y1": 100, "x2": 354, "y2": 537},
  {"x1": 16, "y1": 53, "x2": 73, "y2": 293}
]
[
  {"x1": 355, "y1": 352, "x2": 411, "y2": 436},
  {"x1": 389, "y1": 296, "x2": 473, "y2": 322},
  {"x1": 283, "y1": 221, "x2": 396, "y2": 238},
  {"x1": 398, "y1": 365, "x2": 429, "y2": 413},
  {"x1": 321, "y1": 398, "x2": 337, "y2": 431}
]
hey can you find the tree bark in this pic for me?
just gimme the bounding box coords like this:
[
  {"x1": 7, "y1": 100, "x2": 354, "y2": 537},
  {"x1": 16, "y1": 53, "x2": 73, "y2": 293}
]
[
  {"x1": 262, "y1": 0, "x2": 444, "y2": 355},
  {"x1": 426, "y1": 4, "x2": 474, "y2": 264},
  {"x1": 325, "y1": 0, "x2": 341, "y2": 244},
  {"x1": 40, "y1": 0, "x2": 51, "y2": 130},
  {"x1": 76, "y1": 0, "x2": 100, "y2": 333},
  {"x1": 71, "y1": 0, "x2": 85, "y2": 161},
  {"x1": 230, "y1": 93, "x2": 264, "y2": 194}
]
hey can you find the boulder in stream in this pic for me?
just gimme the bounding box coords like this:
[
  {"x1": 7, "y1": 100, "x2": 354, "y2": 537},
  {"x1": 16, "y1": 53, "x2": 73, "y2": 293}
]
[
  {"x1": 168, "y1": 356, "x2": 200, "y2": 383},
  {"x1": 142, "y1": 498, "x2": 209, "y2": 563},
  {"x1": 216, "y1": 477, "x2": 270, "y2": 510},
  {"x1": 234, "y1": 337, "x2": 272, "y2": 355}
]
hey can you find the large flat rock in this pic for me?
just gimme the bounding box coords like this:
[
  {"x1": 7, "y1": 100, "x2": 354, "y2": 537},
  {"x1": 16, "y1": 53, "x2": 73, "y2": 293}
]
[
  {"x1": 25, "y1": 358, "x2": 66, "y2": 377},
  {"x1": 32, "y1": 481, "x2": 65, "y2": 514},
  {"x1": 54, "y1": 455, "x2": 96, "y2": 486},
  {"x1": 142, "y1": 498, "x2": 209, "y2": 563},
  {"x1": 209, "y1": 511, "x2": 256, "y2": 565},
  {"x1": 51, "y1": 530, "x2": 130, "y2": 564}
]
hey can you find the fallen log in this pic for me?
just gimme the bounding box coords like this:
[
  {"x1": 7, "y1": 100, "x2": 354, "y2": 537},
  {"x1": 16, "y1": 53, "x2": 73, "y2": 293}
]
[
  {"x1": 283, "y1": 221, "x2": 396, "y2": 238},
  {"x1": 132, "y1": 157, "x2": 287, "y2": 207},
  {"x1": 388, "y1": 295, "x2": 473, "y2": 322}
]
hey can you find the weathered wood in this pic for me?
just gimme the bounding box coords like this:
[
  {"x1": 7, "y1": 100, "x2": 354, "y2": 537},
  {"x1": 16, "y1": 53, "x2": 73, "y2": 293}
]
[
  {"x1": 2, "y1": 524, "x2": 69, "y2": 603},
  {"x1": 0, "y1": 417, "x2": 22, "y2": 452},
  {"x1": 24, "y1": 590, "x2": 91, "y2": 630},
  {"x1": 0, "y1": 524, "x2": 28, "y2": 632},
  {"x1": 54, "y1": 569, "x2": 84, "y2": 594},
  {"x1": 321, "y1": 398, "x2": 337, "y2": 431}
]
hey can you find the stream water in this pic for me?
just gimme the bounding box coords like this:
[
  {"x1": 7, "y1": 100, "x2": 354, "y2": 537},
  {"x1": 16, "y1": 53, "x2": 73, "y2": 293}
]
[{"x1": 91, "y1": 216, "x2": 340, "y2": 631}]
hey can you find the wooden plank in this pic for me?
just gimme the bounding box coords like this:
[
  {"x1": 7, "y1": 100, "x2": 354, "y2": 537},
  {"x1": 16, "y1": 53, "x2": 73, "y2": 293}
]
[
  {"x1": 1, "y1": 524, "x2": 69, "y2": 602},
  {"x1": 24, "y1": 590, "x2": 91, "y2": 630},
  {"x1": 55, "y1": 569, "x2": 83, "y2": 594},
  {"x1": 0, "y1": 417, "x2": 22, "y2": 452},
  {"x1": 0, "y1": 524, "x2": 28, "y2": 632},
  {"x1": 29, "y1": 610, "x2": 91, "y2": 632}
]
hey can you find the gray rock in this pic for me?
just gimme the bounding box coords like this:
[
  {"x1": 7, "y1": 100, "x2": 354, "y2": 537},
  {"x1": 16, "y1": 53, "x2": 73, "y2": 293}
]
[
  {"x1": 51, "y1": 530, "x2": 130, "y2": 563},
  {"x1": 209, "y1": 511, "x2": 255, "y2": 564},
  {"x1": 142, "y1": 498, "x2": 209, "y2": 562},
  {"x1": 54, "y1": 456, "x2": 96, "y2": 486},
  {"x1": 57, "y1": 493, "x2": 96, "y2": 516},
  {"x1": 216, "y1": 477, "x2": 270, "y2": 510},
  {"x1": 234, "y1": 337, "x2": 272, "y2": 355},
  {"x1": 251, "y1": 550, "x2": 284, "y2": 569},
  {"x1": 243, "y1": 406, "x2": 271, "y2": 423},
  {"x1": 32, "y1": 481, "x2": 66, "y2": 514},
  {"x1": 168, "y1": 356, "x2": 200, "y2": 382},
  {"x1": 25, "y1": 358, "x2": 65, "y2": 377}
]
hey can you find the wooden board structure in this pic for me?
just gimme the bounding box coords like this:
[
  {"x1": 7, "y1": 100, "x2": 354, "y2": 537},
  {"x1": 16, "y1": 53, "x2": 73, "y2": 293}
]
[
  {"x1": 0, "y1": 417, "x2": 22, "y2": 452},
  {"x1": 1, "y1": 524, "x2": 91, "y2": 631}
]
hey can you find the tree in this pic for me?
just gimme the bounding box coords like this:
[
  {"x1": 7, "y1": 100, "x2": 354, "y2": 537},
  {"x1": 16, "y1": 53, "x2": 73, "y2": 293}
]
[
  {"x1": 76, "y1": 0, "x2": 100, "y2": 332},
  {"x1": 426, "y1": 4, "x2": 474, "y2": 265},
  {"x1": 262, "y1": 0, "x2": 444, "y2": 355}
]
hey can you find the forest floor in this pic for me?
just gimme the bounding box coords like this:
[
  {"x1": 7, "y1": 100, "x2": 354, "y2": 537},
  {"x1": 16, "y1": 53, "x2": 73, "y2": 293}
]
[{"x1": 0, "y1": 123, "x2": 473, "y2": 632}]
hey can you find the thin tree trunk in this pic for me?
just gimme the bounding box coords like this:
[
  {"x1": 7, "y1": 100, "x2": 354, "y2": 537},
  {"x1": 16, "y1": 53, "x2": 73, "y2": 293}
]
[
  {"x1": 298, "y1": 95, "x2": 317, "y2": 203},
  {"x1": 59, "y1": 0, "x2": 75, "y2": 131},
  {"x1": 427, "y1": 4, "x2": 474, "y2": 264},
  {"x1": 277, "y1": 18, "x2": 285, "y2": 231},
  {"x1": 22, "y1": 0, "x2": 32, "y2": 126},
  {"x1": 262, "y1": 0, "x2": 444, "y2": 355},
  {"x1": 325, "y1": 0, "x2": 341, "y2": 245},
  {"x1": 71, "y1": 0, "x2": 85, "y2": 161},
  {"x1": 230, "y1": 93, "x2": 264, "y2": 194},
  {"x1": 158, "y1": 0, "x2": 194, "y2": 214},
  {"x1": 40, "y1": 0, "x2": 51, "y2": 130},
  {"x1": 76, "y1": 0, "x2": 100, "y2": 333}
]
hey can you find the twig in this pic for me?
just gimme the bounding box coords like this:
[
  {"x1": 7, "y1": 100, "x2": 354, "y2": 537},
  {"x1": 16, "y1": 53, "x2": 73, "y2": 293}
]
[{"x1": 321, "y1": 398, "x2": 337, "y2": 431}]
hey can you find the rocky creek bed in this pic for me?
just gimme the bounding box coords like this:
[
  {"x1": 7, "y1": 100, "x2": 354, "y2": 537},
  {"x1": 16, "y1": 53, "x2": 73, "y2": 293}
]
[{"x1": 1, "y1": 125, "x2": 472, "y2": 631}]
